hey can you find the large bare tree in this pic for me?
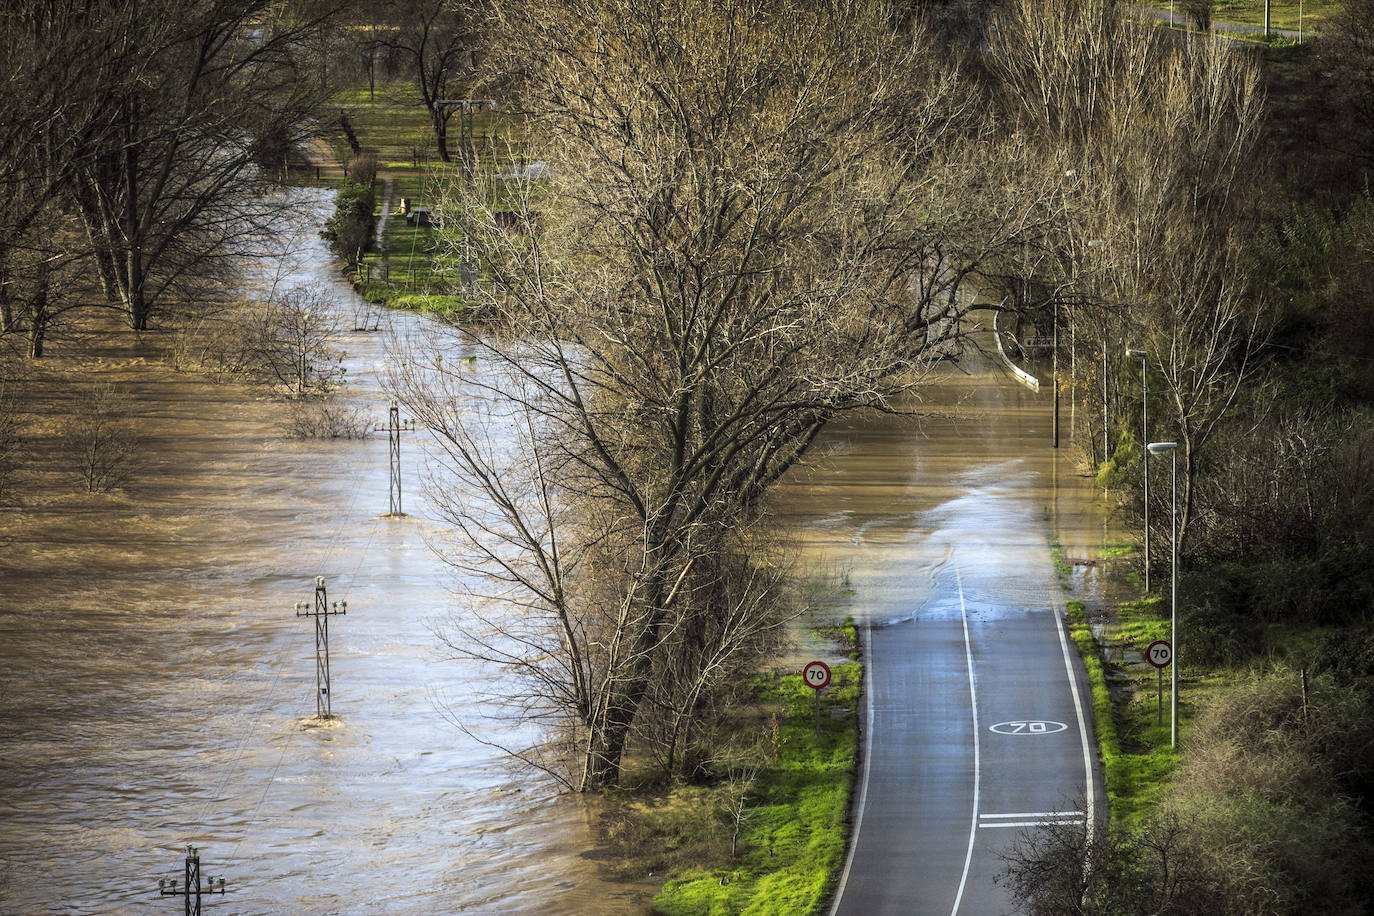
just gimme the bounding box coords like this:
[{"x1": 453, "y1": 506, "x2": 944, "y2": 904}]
[
  {"x1": 378, "y1": 0, "x2": 481, "y2": 163},
  {"x1": 395, "y1": 0, "x2": 1028, "y2": 789}
]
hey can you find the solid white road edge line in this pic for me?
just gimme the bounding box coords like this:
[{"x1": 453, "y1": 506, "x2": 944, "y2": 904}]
[
  {"x1": 827, "y1": 618, "x2": 875, "y2": 916},
  {"x1": 1055, "y1": 595, "x2": 1098, "y2": 841},
  {"x1": 951, "y1": 564, "x2": 980, "y2": 916}
]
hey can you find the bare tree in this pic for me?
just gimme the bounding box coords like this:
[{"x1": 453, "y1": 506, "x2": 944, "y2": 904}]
[
  {"x1": 396, "y1": 0, "x2": 1021, "y2": 790},
  {"x1": 989, "y1": 1, "x2": 1272, "y2": 549},
  {"x1": 245, "y1": 285, "x2": 349, "y2": 397},
  {"x1": 378, "y1": 0, "x2": 481, "y2": 163},
  {"x1": 67, "y1": 384, "x2": 140, "y2": 493},
  {"x1": 999, "y1": 810, "x2": 1231, "y2": 916},
  {"x1": 63, "y1": 0, "x2": 341, "y2": 331}
]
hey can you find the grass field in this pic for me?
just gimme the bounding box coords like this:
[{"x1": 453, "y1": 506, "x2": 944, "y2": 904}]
[
  {"x1": 1144, "y1": 0, "x2": 1339, "y2": 32},
  {"x1": 592, "y1": 622, "x2": 863, "y2": 916},
  {"x1": 318, "y1": 81, "x2": 512, "y2": 312}
]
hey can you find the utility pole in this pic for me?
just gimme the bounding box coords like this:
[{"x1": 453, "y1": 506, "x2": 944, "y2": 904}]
[
  {"x1": 435, "y1": 99, "x2": 494, "y2": 301},
  {"x1": 1052, "y1": 301, "x2": 1060, "y2": 449},
  {"x1": 294, "y1": 577, "x2": 347, "y2": 719},
  {"x1": 1102, "y1": 340, "x2": 1110, "y2": 461},
  {"x1": 157, "y1": 845, "x2": 226, "y2": 916},
  {"x1": 374, "y1": 402, "x2": 415, "y2": 517}
]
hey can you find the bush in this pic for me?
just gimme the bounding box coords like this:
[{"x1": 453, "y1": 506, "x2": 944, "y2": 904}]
[
  {"x1": 286, "y1": 397, "x2": 371, "y2": 439},
  {"x1": 66, "y1": 383, "x2": 140, "y2": 493},
  {"x1": 1166, "y1": 669, "x2": 1374, "y2": 913},
  {"x1": 321, "y1": 180, "x2": 376, "y2": 265}
]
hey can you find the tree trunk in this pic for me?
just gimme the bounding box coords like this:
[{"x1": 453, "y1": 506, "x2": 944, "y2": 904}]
[
  {"x1": 433, "y1": 109, "x2": 451, "y2": 163},
  {"x1": 27, "y1": 258, "x2": 48, "y2": 358},
  {"x1": 0, "y1": 253, "x2": 13, "y2": 334}
]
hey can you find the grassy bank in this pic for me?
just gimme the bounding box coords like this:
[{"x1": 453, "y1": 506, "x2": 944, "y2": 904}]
[
  {"x1": 598, "y1": 623, "x2": 863, "y2": 916},
  {"x1": 321, "y1": 81, "x2": 504, "y2": 314},
  {"x1": 1051, "y1": 538, "x2": 1181, "y2": 824}
]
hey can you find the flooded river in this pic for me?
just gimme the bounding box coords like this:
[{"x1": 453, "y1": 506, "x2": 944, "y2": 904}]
[{"x1": 0, "y1": 190, "x2": 1122, "y2": 914}]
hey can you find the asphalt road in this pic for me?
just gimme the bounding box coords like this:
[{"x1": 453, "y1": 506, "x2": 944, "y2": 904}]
[{"x1": 828, "y1": 459, "x2": 1102, "y2": 915}]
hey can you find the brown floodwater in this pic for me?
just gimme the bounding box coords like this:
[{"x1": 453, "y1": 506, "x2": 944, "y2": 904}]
[{"x1": 0, "y1": 189, "x2": 1125, "y2": 914}]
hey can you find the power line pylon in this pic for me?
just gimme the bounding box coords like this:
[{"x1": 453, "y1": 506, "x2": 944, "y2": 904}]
[
  {"x1": 294, "y1": 577, "x2": 347, "y2": 719},
  {"x1": 374, "y1": 402, "x2": 415, "y2": 517},
  {"x1": 157, "y1": 845, "x2": 226, "y2": 916}
]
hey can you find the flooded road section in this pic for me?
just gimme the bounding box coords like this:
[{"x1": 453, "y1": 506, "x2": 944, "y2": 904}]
[
  {"x1": 774, "y1": 342, "x2": 1117, "y2": 629},
  {"x1": 0, "y1": 188, "x2": 1122, "y2": 914}
]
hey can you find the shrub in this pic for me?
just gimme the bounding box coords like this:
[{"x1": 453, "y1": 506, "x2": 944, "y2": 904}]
[
  {"x1": 66, "y1": 383, "x2": 140, "y2": 493},
  {"x1": 321, "y1": 180, "x2": 376, "y2": 265}
]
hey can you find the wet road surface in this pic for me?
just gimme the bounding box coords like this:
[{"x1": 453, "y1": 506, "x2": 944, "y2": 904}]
[{"x1": 774, "y1": 340, "x2": 1111, "y2": 915}]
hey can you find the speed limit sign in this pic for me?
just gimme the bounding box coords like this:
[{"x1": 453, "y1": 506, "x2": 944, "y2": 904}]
[
  {"x1": 802, "y1": 660, "x2": 832, "y2": 691},
  {"x1": 1146, "y1": 640, "x2": 1173, "y2": 669}
]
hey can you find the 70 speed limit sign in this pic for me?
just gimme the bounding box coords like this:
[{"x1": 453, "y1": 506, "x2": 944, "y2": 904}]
[
  {"x1": 802, "y1": 660, "x2": 832, "y2": 690},
  {"x1": 1146, "y1": 640, "x2": 1173, "y2": 668}
]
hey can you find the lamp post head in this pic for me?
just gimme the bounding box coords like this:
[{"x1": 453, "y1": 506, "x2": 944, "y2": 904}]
[
  {"x1": 1147, "y1": 441, "x2": 1177, "y2": 455},
  {"x1": 1125, "y1": 348, "x2": 1147, "y2": 359}
]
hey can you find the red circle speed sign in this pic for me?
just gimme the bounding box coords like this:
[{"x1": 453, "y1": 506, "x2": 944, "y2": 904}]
[
  {"x1": 802, "y1": 660, "x2": 832, "y2": 690},
  {"x1": 1145, "y1": 640, "x2": 1173, "y2": 669}
]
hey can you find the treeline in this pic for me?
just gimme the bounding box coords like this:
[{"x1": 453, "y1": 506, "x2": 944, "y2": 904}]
[
  {"x1": 0, "y1": 0, "x2": 484, "y2": 359},
  {"x1": 0, "y1": 0, "x2": 346, "y2": 355},
  {"x1": 973, "y1": 2, "x2": 1374, "y2": 911}
]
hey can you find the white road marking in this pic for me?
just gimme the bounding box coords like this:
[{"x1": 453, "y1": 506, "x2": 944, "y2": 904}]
[
  {"x1": 1054, "y1": 599, "x2": 1097, "y2": 840},
  {"x1": 827, "y1": 618, "x2": 875, "y2": 916},
  {"x1": 979, "y1": 811, "x2": 1086, "y2": 829},
  {"x1": 951, "y1": 564, "x2": 979, "y2": 916}
]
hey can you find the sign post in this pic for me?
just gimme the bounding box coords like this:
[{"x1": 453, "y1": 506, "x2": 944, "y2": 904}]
[
  {"x1": 1146, "y1": 640, "x2": 1173, "y2": 728},
  {"x1": 803, "y1": 661, "x2": 832, "y2": 741}
]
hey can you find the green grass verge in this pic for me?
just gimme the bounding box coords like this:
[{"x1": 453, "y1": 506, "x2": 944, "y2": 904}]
[
  {"x1": 1064, "y1": 598, "x2": 1179, "y2": 826},
  {"x1": 652, "y1": 662, "x2": 860, "y2": 915},
  {"x1": 628, "y1": 622, "x2": 861, "y2": 916}
]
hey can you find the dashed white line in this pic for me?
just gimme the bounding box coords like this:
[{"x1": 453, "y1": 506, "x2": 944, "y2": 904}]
[{"x1": 951, "y1": 564, "x2": 979, "y2": 916}]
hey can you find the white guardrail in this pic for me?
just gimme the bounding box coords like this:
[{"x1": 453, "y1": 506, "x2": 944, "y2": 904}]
[{"x1": 992, "y1": 308, "x2": 1041, "y2": 393}]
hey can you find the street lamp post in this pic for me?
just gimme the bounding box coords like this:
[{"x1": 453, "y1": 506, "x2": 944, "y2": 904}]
[
  {"x1": 1148, "y1": 441, "x2": 1179, "y2": 748},
  {"x1": 1126, "y1": 348, "x2": 1149, "y2": 591}
]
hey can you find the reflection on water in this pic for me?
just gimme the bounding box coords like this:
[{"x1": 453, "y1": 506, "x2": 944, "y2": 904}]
[
  {"x1": 774, "y1": 341, "x2": 1122, "y2": 632},
  {"x1": 0, "y1": 190, "x2": 1122, "y2": 914}
]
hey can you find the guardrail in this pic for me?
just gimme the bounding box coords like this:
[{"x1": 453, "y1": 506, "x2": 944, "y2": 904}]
[{"x1": 992, "y1": 309, "x2": 1041, "y2": 393}]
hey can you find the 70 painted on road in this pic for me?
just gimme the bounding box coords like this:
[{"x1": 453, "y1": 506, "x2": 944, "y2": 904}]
[{"x1": 989, "y1": 720, "x2": 1069, "y2": 735}]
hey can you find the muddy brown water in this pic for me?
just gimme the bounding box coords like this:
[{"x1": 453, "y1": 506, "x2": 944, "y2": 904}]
[{"x1": 0, "y1": 189, "x2": 1124, "y2": 914}]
